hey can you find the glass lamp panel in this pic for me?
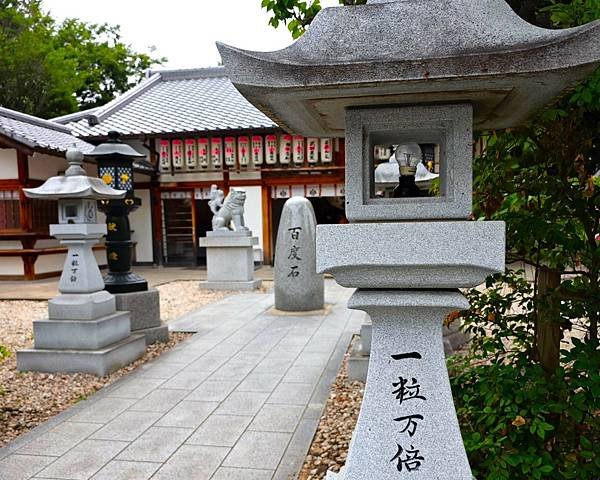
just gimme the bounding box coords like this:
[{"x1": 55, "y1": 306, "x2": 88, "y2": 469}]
[
  {"x1": 371, "y1": 133, "x2": 442, "y2": 199},
  {"x1": 99, "y1": 166, "x2": 116, "y2": 189},
  {"x1": 116, "y1": 166, "x2": 133, "y2": 192}
]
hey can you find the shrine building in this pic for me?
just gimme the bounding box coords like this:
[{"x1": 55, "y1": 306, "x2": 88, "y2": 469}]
[{"x1": 0, "y1": 67, "x2": 347, "y2": 278}]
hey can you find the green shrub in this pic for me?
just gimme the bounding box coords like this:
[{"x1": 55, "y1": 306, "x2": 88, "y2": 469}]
[
  {"x1": 451, "y1": 271, "x2": 599, "y2": 480},
  {"x1": 0, "y1": 345, "x2": 11, "y2": 360}
]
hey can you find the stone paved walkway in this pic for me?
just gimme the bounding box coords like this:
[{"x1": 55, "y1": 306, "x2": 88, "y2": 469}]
[
  {"x1": 0, "y1": 281, "x2": 364, "y2": 480},
  {"x1": 0, "y1": 266, "x2": 275, "y2": 300}
]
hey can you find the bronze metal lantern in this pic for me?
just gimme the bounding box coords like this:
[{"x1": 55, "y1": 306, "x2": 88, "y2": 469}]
[{"x1": 86, "y1": 131, "x2": 148, "y2": 293}]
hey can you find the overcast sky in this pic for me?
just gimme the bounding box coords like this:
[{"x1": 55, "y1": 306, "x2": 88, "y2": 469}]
[{"x1": 42, "y1": 0, "x2": 339, "y2": 70}]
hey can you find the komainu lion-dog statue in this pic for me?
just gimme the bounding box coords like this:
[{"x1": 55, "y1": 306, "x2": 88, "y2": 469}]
[{"x1": 209, "y1": 185, "x2": 249, "y2": 232}]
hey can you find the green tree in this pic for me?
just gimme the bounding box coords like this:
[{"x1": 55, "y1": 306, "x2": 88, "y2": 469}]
[
  {"x1": 261, "y1": 0, "x2": 366, "y2": 39},
  {"x1": 0, "y1": 0, "x2": 164, "y2": 118}
]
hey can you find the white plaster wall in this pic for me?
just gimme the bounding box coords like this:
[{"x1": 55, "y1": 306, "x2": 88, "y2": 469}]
[
  {"x1": 238, "y1": 186, "x2": 263, "y2": 262},
  {"x1": 0, "y1": 149, "x2": 18, "y2": 179},
  {"x1": 35, "y1": 239, "x2": 61, "y2": 248},
  {"x1": 35, "y1": 249, "x2": 107, "y2": 275},
  {"x1": 0, "y1": 257, "x2": 24, "y2": 276},
  {"x1": 135, "y1": 173, "x2": 152, "y2": 183},
  {"x1": 35, "y1": 254, "x2": 66, "y2": 274},
  {"x1": 0, "y1": 241, "x2": 21, "y2": 250},
  {"x1": 129, "y1": 189, "x2": 153, "y2": 263},
  {"x1": 160, "y1": 172, "x2": 223, "y2": 183},
  {"x1": 0, "y1": 240, "x2": 25, "y2": 276},
  {"x1": 29, "y1": 153, "x2": 65, "y2": 180},
  {"x1": 29, "y1": 152, "x2": 102, "y2": 180},
  {"x1": 94, "y1": 249, "x2": 107, "y2": 267}
]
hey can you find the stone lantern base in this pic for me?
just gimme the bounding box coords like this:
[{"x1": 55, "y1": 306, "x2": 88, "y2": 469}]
[
  {"x1": 17, "y1": 334, "x2": 145, "y2": 377},
  {"x1": 16, "y1": 224, "x2": 146, "y2": 376},
  {"x1": 16, "y1": 289, "x2": 146, "y2": 377}
]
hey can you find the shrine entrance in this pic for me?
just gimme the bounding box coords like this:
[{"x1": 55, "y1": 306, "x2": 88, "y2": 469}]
[
  {"x1": 161, "y1": 193, "x2": 195, "y2": 266},
  {"x1": 194, "y1": 199, "x2": 213, "y2": 266}
]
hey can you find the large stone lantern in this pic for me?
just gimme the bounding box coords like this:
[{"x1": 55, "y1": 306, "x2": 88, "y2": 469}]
[
  {"x1": 86, "y1": 131, "x2": 168, "y2": 344},
  {"x1": 218, "y1": 1, "x2": 600, "y2": 479},
  {"x1": 86, "y1": 130, "x2": 148, "y2": 294},
  {"x1": 17, "y1": 148, "x2": 146, "y2": 376}
]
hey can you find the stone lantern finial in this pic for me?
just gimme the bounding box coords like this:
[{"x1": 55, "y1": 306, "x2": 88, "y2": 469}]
[{"x1": 65, "y1": 146, "x2": 86, "y2": 177}]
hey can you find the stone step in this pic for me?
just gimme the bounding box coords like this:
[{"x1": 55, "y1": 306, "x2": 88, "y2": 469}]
[
  {"x1": 33, "y1": 311, "x2": 132, "y2": 350},
  {"x1": 17, "y1": 334, "x2": 146, "y2": 376},
  {"x1": 114, "y1": 289, "x2": 161, "y2": 331},
  {"x1": 134, "y1": 323, "x2": 170, "y2": 345}
]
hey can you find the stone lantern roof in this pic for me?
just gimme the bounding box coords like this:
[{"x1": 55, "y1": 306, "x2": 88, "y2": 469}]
[
  {"x1": 23, "y1": 148, "x2": 126, "y2": 200},
  {"x1": 217, "y1": 0, "x2": 600, "y2": 137}
]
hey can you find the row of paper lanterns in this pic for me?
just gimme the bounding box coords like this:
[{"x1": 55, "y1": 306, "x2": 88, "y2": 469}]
[
  {"x1": 158, "y1": 183, "x2": 346, "y2": 200},
  {"x1": 159, "y1": 134, "x2": 334, "y2": 171}
]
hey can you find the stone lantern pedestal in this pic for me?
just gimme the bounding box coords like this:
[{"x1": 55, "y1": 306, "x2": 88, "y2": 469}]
[
  {"x1": 341, "y1": 290, "x2": 471, "y2": 478},
  {"x1": 318, "y1": 222, "x2": 505, "y2": 479},
  {"x1": 17, "y1": 225, "x2": 146, "y2": 376}
]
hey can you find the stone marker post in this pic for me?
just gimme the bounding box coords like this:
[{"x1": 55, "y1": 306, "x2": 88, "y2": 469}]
[
  {"x1": 218, "y1": 0, "x2": 600, "y2": 477},
  {"x1": 274, "y1": 196, "x2": 324, "y2": 311}
]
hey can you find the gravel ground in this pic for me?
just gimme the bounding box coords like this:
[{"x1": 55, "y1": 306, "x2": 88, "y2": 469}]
[
  {"x1": 0, "y1": 333, "x2": 190, "y2": 448},
  {"x1": 0, "y1": 283, "x2": 238, "y2": 448},
  {"x1": 0, "y1": 301, "x2": 47, "y2": 354},
  {"x1": 155, "y1": 281, "x2": 234, "y2": 322},
  {"x1": 299, "y1": 346, "x2": 365, "y2": 480}
]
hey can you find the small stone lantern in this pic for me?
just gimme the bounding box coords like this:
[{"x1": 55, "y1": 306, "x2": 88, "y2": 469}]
[
  {"x1": 218, "y1": 1, "x2": 600, "y2": 478},
  {"x1": 17, "y1": 148, "x2": 146, "y2": 376},
  {"x1": 86, "y1": 130, "x2": 148, "y2": 294}
]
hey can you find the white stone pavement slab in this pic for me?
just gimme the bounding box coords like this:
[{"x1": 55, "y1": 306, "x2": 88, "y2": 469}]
[{"x1": 0, "y1": 281, "x2": 363, "y2": 480}]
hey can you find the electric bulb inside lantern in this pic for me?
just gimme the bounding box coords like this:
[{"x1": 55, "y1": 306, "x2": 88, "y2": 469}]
[{"x1": 394, "y1": 144, "x2": 422, "y2": 176}]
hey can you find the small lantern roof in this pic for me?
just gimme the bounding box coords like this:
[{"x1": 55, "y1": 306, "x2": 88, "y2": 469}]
[
  {"x1": 23, "y1": 148, "x2": 126, "y2": 200},
  {"x1": 85, "y1": 131, "x2": 145, "y2": 159},
  {"x1": 217, "y1": 0, "x2": 600, "y2": 137}
]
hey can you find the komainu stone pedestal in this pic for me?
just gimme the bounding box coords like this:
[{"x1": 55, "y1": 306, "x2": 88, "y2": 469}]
[
  {"x1": 16, "y1": 224, "x2": 145, "y2": 376},
  {"x1": 199, "y1": 231, "x2": 262, "y2": 291},
  {"x1": 328, "y1": 290, "x2": 472, "y2": 479},
  {"x1": 114, "y1": 288, "x2": 169, "y2": 345}
]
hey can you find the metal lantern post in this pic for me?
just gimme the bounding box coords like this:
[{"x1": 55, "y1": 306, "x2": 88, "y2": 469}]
[{"x1": 86, "y1": 131, "x2": 148, "y2": 293}]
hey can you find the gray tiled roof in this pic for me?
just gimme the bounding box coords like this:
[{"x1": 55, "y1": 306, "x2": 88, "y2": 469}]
[
  {"x1": 0, "y1": 107, "x2": 94, "y2": 154},
  {"x1": 55, "y1": 67, "x2": 278, "y2": 138}
]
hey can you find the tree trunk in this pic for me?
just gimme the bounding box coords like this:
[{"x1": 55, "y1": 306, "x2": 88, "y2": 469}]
[{"x1": 536, "y1": 267, "x2": 562, "y2": 374}]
